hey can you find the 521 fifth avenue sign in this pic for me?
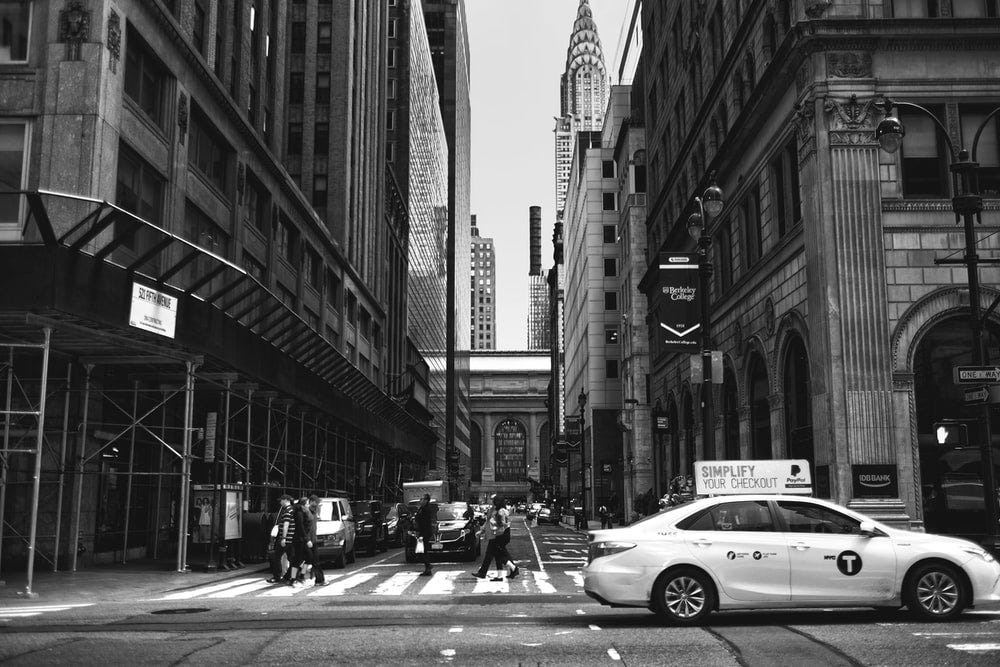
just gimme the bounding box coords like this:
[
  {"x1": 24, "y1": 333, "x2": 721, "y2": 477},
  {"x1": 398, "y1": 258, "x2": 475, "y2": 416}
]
[
  {"x1": 129, "y1": 282, "x2": 178, "y2": 339},
  {"x1": 655, "y1": 253, "x2": 701, "y2": 350}
]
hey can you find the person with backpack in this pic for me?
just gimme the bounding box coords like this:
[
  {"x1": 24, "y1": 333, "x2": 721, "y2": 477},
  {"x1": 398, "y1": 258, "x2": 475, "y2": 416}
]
[
  {"x1": 471, "y1": 494, "x2": 519, "y2": 581},
  {"x1": 598, "y1": 503, "x2": 613, "y2": 529}
]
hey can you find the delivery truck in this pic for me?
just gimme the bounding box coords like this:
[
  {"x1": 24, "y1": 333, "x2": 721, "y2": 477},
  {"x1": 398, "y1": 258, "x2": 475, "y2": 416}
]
[{"x1": 403, "y1": 480, "x2": 448, "y2": 503}]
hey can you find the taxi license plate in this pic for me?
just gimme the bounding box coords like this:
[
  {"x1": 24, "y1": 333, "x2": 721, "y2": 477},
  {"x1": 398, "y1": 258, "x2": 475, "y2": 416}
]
[{"x1": 431, "y1": 542, "x2": 443, "y2": 550}]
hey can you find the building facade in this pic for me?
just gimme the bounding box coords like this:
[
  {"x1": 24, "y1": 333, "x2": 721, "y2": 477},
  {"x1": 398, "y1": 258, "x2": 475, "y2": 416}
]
[
  {"x1": 0, "y1": 0, "x2": 442, "y2": 573},
  {"x1": 639, "y1": 1, "x2": 1000, "y2": 542},
  {"x1": 470, "y1": 214, "x2": 496, "y2": 351}
]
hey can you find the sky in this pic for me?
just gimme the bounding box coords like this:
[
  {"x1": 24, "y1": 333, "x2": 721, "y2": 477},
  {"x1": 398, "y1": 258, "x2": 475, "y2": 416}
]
[{"x1": 466, "y1": 0, "x2": 632, "y2": 350}]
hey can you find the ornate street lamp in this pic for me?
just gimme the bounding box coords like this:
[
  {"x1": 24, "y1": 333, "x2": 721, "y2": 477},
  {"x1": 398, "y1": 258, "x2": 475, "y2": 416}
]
[
  {"x1": 877, "y1": 98, "x2": 1000, "y2": 549},
  {"x1": 685, "y1": 174, "x2": 725, "y2": 461},
  {"x1": 578, "y1": 389, "x2": 588, "y2": 528}
]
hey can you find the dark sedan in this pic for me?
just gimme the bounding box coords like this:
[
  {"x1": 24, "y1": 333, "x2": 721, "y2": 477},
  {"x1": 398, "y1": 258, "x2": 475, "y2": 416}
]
[
  {"x1": 350, "y1": 500, "x2": 388, "y2": 556},
  {"x1": 403, "y1": 501, "x2": 480, "y2": 562}
]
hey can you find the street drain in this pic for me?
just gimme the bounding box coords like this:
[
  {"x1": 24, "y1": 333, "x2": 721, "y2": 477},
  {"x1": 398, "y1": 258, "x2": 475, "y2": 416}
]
[{"x1": 151, "y1": 608, "x2": 211, "y2": 615}]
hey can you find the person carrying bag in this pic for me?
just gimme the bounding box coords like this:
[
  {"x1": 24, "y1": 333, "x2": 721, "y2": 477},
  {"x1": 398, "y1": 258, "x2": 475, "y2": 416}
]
[{"x1": 471, "y1": 495, "x2": 519, "y2": 581}]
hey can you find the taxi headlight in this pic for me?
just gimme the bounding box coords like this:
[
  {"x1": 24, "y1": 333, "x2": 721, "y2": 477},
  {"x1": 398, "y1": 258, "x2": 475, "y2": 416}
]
[
  {"x1": 962, "y1": 546, "x2": 996, "y2": 563},
  {"x1": 588, "y1": 541, "x2": 636, "y2": 564},
  {"x1": 332, "y1": 530, "x2": 344, "y2": 545}
]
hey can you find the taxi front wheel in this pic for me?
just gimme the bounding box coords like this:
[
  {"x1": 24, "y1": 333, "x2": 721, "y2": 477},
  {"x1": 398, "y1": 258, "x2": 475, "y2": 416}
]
[
  {"x1": 904, "y1": 562, "x2": 967, "y2": 621},
  {"x1": 651, "y1": 568, "x2": 716, "y2": 625}
]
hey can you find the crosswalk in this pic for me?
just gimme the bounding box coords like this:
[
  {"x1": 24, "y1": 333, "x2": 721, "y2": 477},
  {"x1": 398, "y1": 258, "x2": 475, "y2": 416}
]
[
  {"x1": 0, "y1": 603, "x2": 94, "y2": 622},
  {"x1": 157, "y1": 568, "x2": 585, "y2": 601}
]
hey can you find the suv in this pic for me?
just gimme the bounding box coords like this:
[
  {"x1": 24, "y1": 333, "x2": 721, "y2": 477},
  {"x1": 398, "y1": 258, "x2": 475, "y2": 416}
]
[
  {"x1": 385, "y1": 502, "x2": 409, "y2": 547},
  {"x1": 314, "y1": 497, "x2": 356, "y2": 568},
  {"x1": 403, "y1": 501, "x2": 479, "y2": 563},
  {"x1": 350, "y1": 500, "x2": 388, "y2": 556}
]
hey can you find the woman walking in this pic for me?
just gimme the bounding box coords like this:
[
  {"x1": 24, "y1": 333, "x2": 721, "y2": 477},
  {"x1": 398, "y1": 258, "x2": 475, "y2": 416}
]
[{"x1": 471, "y1": 494, "x2": 519, "y2": 581}]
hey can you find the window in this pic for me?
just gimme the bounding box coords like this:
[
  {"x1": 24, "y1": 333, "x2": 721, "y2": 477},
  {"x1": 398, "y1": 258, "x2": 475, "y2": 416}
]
[
  {"x1": 716, "y1": 218, "x2": 733, "y2": 292},
  {"x1": 680, "y1": 501, "x2": 775, "y2": 532},
  {"x1": 890, "y1": 0, "x2": 941, "y2": 16},
  {"x1": 275, "y1": 214, "x2": 298, "y2": 265},
  {"x1": 277, "y1": 282, "x2": 297, "y2": 311},
  {"x1": 290, "y1": 22, "x2": 306, "y2": 53},
  {"x1": 741, "y1": 185, "x2": 762, "y2": 267},
  {"x1": 952, "y1": 0, "x2": 999, "y2": 16},
  {"x1": 316, "y1": 72, "x2": 330, "y2": 104},
  {"x1": 124, "y1": 26, "x2": 168, "y2": 127},
  {"x1": 188, "y1": 105, "x2": 231, "y2": 194},
  {"x1": 604, "y1": 291, "x2": 617, "y2": 310},
  {"x1": 388, "y1": 18, "x2": 397, "y2": 39},
  {"x1": 605, "y1": 359, "x2": 619, "y2": 379},
  {"x1": 0, "y1": 120, "x2": 29, "y2": 230},
  {"x1": 314, "y1": 122, "x2": 329, "y2": 155},
  {"x1": 244, "y1": 171, "x2": 269, "y2": 235},
  {"x1": 304, "y1": 247, "x2": 321, "y2": 290},
  {"x1": 312, "y1": 175, "x2": 327, "y2": 207},
  {"x1": 603, "y1": 225, "x2": 617, "y2": 243},
  {"x1": 325, "y1": 269, "x2": 340, "y2": 310},
  {"x1": 387, "y1": 78, "x2": 396, "y2": 99},
  {"x1": 346, "y1": 291, "x2": 358, "y2": 325},
  {"x1": 770, "y1": 139, "x2": 801, "y2": 237},
  {"x1": 602, "y1": 193, "x2": 617, "y2": 211},
  {"x1": 776, "y1": 501, "x2": 862, "y2": 535},
  {"x1": 387, "y1": 47, "x2": 396, "y2": 68},
  {"x1": 900, "y1": 106, "x2": 947, "y2": 197},
  {"x1": 602, "y1": 160, "x2": 615, "y2": 179},
  {"x1": 289, "y1": 72, "x2": 304, "y2": 103},
  {"x1": 116, "y1": 142, "x2": 164, "y2": 227},
  {"x1": 184, "y1": 200, "x2": 230, "y2": 282},
  {"x1": 603, "y1": 258, "x2": 617, "y2": 277},
  {"x1": 192, "y1": 0, "x2": 207, "y2": 54},
  {"x1": 960, "y1": 104, "x2": 1000, "y2": 195},
  {"x1": 386, "y1": 141, "x2": 395, "y2": 162},
  {"x1": 605, "y1": 328, "x2": 619, "y2": 344},
  {"x1": 318, "y1": 22, "x2": 332, "y2": 53},
  {"x1": 0, "y1": 0, "x2": 30, "y2": 62},
  {"x1": 287, "y1": 122, "x2": 302, "y2": 155},
  {"x1": 386, "y1": 110, "x2": 395, "y2": 131}
]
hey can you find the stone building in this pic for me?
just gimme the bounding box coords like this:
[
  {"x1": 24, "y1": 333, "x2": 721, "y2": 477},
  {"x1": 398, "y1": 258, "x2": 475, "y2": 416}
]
[{"x1": 639, "y1": 0, "x2": 1000, "y2": 541}]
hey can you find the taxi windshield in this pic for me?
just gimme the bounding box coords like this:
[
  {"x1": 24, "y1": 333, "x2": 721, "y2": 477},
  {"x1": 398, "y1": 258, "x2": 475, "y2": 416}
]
[{"x1": 628, "y1": 504, "x2": 692, "y2": 528}]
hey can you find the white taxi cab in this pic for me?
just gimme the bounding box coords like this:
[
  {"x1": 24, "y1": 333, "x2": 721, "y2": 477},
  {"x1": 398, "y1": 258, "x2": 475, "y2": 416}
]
[{"x1": 584, "y1": 464, "x2": 1000, "y2": 624}]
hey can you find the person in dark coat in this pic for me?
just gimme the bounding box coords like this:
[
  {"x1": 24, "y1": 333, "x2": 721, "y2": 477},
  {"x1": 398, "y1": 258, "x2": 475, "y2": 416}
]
[
  {"x1": 267, "y1": 494, "x2": 295, "y2": 583},
  {"x1": 414, "y1": 493, "x2": 436, "y2": 576},
  {"x1": 471, "y1": 494, "x2": 518, "y2": 581},
  {"x1": 307, "y1": 495, "x2": 327, "y2": 586}
]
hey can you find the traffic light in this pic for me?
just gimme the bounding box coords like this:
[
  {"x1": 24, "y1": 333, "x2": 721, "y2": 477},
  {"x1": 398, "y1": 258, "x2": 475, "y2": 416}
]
[{"x1": 933, "y1": 422, "x2": 968, "y2": 446}]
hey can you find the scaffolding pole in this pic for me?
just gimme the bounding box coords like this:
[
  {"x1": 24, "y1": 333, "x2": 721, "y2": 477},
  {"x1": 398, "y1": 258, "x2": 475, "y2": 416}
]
[
  {"x1": 21, "y1": 326, "x2": 52, "y2": 598},
  {"x1": 70, "y1": 364, "x2": 93, "y2": 572},
  {"x1": 121, "y1": 381, "x2": 138, "y2": 563},
  {"x1": 52, "y1": 364, "x2": 72, "y2": 572},
  {"x1": 0, "y1": 347, "x2": 13, "y2": 584},
  {"x1": 177, "y1": 361, "x2": 197, "y2": 572}
]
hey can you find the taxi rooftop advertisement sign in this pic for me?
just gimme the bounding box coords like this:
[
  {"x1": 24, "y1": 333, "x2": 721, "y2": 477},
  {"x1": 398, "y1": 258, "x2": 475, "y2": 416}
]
[{"x1": 694, "y1": 459, "x2": 813, "y2": 495}]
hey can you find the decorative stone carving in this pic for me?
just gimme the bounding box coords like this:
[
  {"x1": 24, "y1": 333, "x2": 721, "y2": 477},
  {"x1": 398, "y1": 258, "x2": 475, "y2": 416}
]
[
  {"x1": 107, "y1": 10, "x2": 121, "y2": 73},
  {"x1": 795, "y1": 60, "x2": 811, "y2": 95},
  {"x1": 946, "y1": 102, "x2": 961, "y2": 158},
  {"x1": 804, "y1": 1, "x2": 832, "y2": 18},
  {"x1": 829, "y1": 130, "x2": 877, "y2": 146},
  {"x1": 824, "y1": 94, "x2": 878, "y2": 130},
  {"x1": 59, "y1": 1, "x2": 91, "y2": 61},
  {"x1": 792, "y1": 98, "x2": 815, "y2": 142},
  {"x1": 826, "y1": 51, "x2": 872, "y2": 78},
  {"x1": 764, "y1": 298, "x2": 775, "y2": 338},
  {"x1": 177, "y1": 93, "x2": 189, "y2": 145}
]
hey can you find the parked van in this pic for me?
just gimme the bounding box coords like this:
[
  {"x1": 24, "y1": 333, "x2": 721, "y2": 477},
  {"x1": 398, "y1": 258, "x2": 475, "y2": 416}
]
[{"x1": 314, "y1": 497, "x2": 356, "y2": 568}]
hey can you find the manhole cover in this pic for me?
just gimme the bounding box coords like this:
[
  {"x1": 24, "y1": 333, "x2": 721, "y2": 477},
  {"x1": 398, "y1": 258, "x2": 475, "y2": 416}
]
[{"x1": 150, "y1": 608, "x2": 211, "y2": 615}]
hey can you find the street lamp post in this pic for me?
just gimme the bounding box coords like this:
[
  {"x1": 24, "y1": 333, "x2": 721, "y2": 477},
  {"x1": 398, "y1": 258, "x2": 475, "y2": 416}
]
[
  {"x1": 578, "y1": 389, "x2": 588, "y2": 529},
  {"x1": 686, "y1": 175, "x2": 725, "y2": 462},
  {"x1": 877, "y1": 99, "x2": 1000, "y2": 549}
]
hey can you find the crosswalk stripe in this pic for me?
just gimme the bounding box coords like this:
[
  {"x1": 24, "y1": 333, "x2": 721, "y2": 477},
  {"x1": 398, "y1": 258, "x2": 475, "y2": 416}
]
[
  {"x1": 208, "y1": 580, "x2": 275, "y2": 598},
  {"x1": 158, "y1": 577, "x2": 260, "y2": 600},
  {"x1": 0, "y1": 611, "x2": 44, "y2": 618},
  {"x1": 565, "y1": 570, "x2": 584, "y2": 587},
  {"x1": 0, "y1": 604, "x2": 93, "y2": 612},
  {"x1": 947, "y1": 644, "x2": 1000, "y2": 652},
  {"x1": 418, "y1": 570, "x2": 462, "y2": 595},
  {"x1": 373, "y1": 571, "x2": 421, "y2": 595},
  {"x1": 307, "y1": 572, "x2": 377, "y2": 597},
  {"x1": 472, "y1": 576, "x2": 509, "y2": 593},
  {"x1": 532, "y1": 571, "x2": 557, "y2": 594}
]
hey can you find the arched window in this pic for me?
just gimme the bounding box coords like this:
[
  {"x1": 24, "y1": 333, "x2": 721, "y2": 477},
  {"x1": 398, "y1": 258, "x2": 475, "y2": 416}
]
[
  {"x1": 723, "y1": 367, "x2": 740, "y2": 460},
  {"x1": 683, "y1": 389, "x2": 696, "y2": 472},
  {"x1": 763, "y1": 13, "x2": 777, "y2": 60},
  {"x1": 783, "y1": 335, "x2": 813, "y2": 467},
  {"x1": 748, "y1": 354, "x2": 772, "y2": 459},
  {"x1": 470, "y1": 421, "x2": 482, "y2": 483},
  {"x1": 494, "y1": 418, "x2": 526, "y2": 483},
  {"x1": 745, "y1": 52, "x2": 756, "y2": 91}
]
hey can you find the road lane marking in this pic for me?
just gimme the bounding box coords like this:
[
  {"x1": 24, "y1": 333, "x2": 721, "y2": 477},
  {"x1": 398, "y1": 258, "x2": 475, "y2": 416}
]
[
  {"x1": 608, "y1": 648, "x2": 622, "y2": 661},
  {"x1": 531, "y1": 571, "x2": 557, "y2": 594},
  {"x1": 527, "y1": 517, "x2": 546, "y2": 573},
  {"x1": 565, "y1": 570, "x2": 585, "y2": 587},
  {"x1": 306, "y1": 572, "x2": 377, "y2": 596},
  {"x1": 0, "y1": 611, "x2": 43, "y2": 618},
  {"x1": 0, "y1": 604, "x2": 93, "y2": 612},
  {"x1": 208, "y1": 580, "x2": 275, "y2": 598},
  {"x1": 419, "y1": 570, "x2": 462, "y2": 595},
  {"x1": 449, "y1": 627, "x2": 463, "y2": 633},
  {"x1": 373, "y1": 571, "x2": 421, "y2": 595},
  {"x1": 441, "y1": 649, "x2": 456, "y2": 657},
  {"x1": 589, "y1": 624, "x2": 601, "y2": 630},
  {"x1": 158, "y1": 577, "x2": 260, "y2": 600},
  {"x1": 947, "y1": 643, "x2": 1000, "y2": 652},
  {"x1": 576, "y1": 609, "x2": 586, "y2": 615}
]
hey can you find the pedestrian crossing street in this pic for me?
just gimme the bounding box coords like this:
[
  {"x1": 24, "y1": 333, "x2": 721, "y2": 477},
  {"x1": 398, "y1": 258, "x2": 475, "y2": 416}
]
[
  {"x1": 0, "y1": 603, "x2": 94, "y2": 622},
  {"x1": 157, "y1": 568, "x2": 586, "y2": 601}
]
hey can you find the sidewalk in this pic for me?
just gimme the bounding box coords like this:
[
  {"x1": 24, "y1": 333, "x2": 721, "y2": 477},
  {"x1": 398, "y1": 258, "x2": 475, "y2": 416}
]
[{"x1": 0, "y1": 559, "x2": 269, "y2": 605}]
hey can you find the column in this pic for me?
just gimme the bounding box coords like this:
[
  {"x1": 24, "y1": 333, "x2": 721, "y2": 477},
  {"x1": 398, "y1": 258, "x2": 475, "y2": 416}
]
[{"x1": 481, "y1": 413, "x2": 495, "y2": 482}]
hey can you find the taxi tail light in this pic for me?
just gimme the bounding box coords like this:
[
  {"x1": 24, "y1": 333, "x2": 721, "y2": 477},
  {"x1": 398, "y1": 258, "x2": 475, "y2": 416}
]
[{"x1": 588, "y1": 541, "x2": 636, "y2": 564}]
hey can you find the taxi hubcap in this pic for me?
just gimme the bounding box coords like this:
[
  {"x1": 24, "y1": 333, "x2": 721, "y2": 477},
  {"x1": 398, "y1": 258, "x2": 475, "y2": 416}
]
[
  {"x1": 916, "y1": 571, "x2": 959, "y2": 615},
  {"x1": 664, "y1": 576, "x2": 705, "y2": 618}
]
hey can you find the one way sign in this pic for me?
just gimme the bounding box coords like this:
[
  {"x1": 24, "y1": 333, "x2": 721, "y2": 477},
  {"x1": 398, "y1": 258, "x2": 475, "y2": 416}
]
[{"x1": 954, "y1": 366, "x2": 1000, "y2": 384}]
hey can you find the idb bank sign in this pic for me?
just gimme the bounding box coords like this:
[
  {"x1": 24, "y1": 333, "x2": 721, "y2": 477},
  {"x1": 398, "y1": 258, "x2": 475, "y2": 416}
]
[
  {"x1": 656, "y1": 253, "x2": 700, "y2": 350},
  {"x1": 694, "y1": 460, "x2": 813, "y2": 495}
]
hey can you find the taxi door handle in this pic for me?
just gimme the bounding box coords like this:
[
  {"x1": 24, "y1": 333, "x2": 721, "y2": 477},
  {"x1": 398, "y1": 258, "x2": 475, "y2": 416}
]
[
  {"x1": 691, "y1": 539, "x2": 713, "y2": 548},
  {"x1": 792, "y1": 541, "x2": 810, "y2": 551}
]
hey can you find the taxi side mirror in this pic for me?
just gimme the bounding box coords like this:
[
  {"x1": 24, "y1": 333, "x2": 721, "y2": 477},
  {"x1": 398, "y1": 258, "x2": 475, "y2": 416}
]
[{"x1": 859, "y1": 520, "x2": 878, "y2": 537}]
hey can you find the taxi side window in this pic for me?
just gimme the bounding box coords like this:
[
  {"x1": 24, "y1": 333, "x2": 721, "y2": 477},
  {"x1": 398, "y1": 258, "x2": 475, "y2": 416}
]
[
  {"x1": 776, "y1": 501, "x2": 861, "y2": 535},
  {"x1": 679, "y1": 501, "x2": 775, "y2": 532}
]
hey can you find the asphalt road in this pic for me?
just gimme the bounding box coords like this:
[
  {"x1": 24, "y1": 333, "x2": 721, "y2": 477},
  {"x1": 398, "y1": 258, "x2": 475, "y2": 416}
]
[{"x1": 2, "y1": 517, "x2": 999, "y2": 665}]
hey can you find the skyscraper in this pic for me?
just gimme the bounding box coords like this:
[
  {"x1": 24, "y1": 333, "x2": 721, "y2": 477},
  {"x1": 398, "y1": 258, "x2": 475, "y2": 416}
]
[
  {"x1": 470, "y1": 215, "x2": 496, "y2": 350},
  {"x1": 527, "y1": 206, "x2": 550, "y2": 350},
  {"x1": 553, "y1": 0, "x2": 610, "y2": 218}
]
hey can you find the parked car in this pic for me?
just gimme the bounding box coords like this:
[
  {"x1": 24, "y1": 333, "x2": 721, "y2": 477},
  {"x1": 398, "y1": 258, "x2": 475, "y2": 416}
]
[
  {"x1": 404, "y1": 501, "x2": 480, "y2": 562},
  {"x1": 350, "y1": 500, "x2": 388, "y2": 556},
  {"x1": 515, "y1": 501, "x2": 527, "y2": 513},
  {"x1": 385, "y1": 502, "x2": 409, "y2": 547},
  {"x1": 527, "y1": 503, "x2": 544, "y2": 520},
  {"x1": 314, "y1": 497, "x2": 356, "y2": 568},
  {"x1": 535, "y1": 505, "x2": 555, "y2": 524},
  {"x1": 584, "y1": 494, "x2": 1000, "y2": 625}
]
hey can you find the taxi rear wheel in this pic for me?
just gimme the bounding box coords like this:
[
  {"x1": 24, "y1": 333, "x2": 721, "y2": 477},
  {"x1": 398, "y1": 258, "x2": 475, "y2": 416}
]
[
  {"x1": 904, "y1": 562, "x2": 967, "y2": 621},
  {"x1": 652, "y1": 568, "x2": 715, "y2": 625}
]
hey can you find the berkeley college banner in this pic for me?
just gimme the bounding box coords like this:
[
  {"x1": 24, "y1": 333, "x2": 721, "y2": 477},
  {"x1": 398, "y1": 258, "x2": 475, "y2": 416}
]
[{"x1": 656, "y1": 253, "x2": 701, "y2": 350}]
